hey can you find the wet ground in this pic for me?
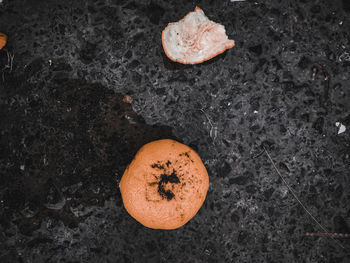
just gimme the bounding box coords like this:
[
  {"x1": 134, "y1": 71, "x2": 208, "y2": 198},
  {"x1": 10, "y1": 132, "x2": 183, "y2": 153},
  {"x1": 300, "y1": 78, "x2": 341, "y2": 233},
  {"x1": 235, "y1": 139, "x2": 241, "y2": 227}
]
[{"x1": 0, "y1": 0, "x2": 350, "y2": 262}]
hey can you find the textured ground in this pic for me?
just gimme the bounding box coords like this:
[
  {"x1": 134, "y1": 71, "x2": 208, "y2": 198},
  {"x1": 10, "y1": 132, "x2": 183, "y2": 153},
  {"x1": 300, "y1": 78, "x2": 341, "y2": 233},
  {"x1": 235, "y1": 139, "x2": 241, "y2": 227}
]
[{"x1": 0, "y1": 0, "x2": 350, "y2": 262}]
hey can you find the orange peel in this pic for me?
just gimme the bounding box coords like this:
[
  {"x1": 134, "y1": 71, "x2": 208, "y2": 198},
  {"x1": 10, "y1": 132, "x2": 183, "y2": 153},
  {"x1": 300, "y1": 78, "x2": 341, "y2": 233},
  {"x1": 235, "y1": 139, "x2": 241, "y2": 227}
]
[{"x1": 162, "y1": 7, "x2": 235, "y2": 64}]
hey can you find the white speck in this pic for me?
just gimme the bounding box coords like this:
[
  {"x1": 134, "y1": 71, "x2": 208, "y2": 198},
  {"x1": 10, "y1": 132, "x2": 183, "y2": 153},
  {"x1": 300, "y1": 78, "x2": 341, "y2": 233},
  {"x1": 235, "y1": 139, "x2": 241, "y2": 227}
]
[
  {"x1": 230, "y1": 0, "x2": 246, "y2": 2},
  {"x1": 93, "y1": 187, "x2": 100, "y2": 194},
  {"x1": 253, "y1": 110, "x2": 258, "y2": 114},
  {"x1": 20, "y1": 165, "x2": 25, "y2": 170},
  {"x1": 339, "y1": 21, "x2": 343, "y2": 25},
  {"x1": 249, "y1": 204, "x2": 258, "y2": 213},
  {"x1": 125, "y1": 114, "x2": 136, "y2": 124},
  {"x1": 43, "y1": 156, "x2": 48, "y2": 166},
  {"x1": 335, "y1": 122, "x2": 346, "y2": 134},
  {"x1": 209, "y1": 126, "x2": 218, "y2": 141},
  {"x1": 280, "y1": 186, "x2": 288, "y2": 197},
  {"x1": 48, "y1": 59, "x2": 52, "y2": 66}
]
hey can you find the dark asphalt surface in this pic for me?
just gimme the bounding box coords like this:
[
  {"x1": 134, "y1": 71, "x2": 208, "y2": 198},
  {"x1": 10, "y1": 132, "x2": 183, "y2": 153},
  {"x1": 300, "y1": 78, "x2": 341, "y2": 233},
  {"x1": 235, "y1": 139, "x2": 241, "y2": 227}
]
[{"x1": 0, "y1": 0, "x2": 350, "y2": 262}]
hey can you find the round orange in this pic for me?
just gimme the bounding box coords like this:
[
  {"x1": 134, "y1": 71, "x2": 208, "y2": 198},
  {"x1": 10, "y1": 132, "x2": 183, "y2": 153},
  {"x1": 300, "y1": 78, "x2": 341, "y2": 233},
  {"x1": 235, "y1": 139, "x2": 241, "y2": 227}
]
[{"x1": 120, "y1": 139, "x2": 209, "y2": 230}]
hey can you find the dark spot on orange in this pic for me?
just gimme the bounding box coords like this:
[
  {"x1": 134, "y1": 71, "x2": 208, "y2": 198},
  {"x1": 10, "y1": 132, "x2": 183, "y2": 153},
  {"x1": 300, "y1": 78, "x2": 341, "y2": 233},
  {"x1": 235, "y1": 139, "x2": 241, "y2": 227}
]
[
  {"x1": 151, "y1": 163, "x2": 164, "y2": 170},
  {"x1": 157, "y1": 170, "x2": 180, "y2": 200},
  {"x1": 179, "y1": 152, "x2": 190, "y2": 158}
]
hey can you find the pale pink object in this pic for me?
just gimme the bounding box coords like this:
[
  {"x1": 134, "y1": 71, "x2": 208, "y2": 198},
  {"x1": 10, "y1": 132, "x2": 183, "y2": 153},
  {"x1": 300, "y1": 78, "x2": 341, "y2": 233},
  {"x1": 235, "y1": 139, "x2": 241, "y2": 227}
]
[{"x1": 162, "y1": 7, "x2": 235, "y2": 64}]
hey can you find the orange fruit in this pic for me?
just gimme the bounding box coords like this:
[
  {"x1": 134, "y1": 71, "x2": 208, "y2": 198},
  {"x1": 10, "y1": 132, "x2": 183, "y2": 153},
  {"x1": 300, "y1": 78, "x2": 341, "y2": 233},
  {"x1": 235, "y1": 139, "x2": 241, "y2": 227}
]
[
  {"x1": 120, "y1": 139, "x2": 209, "y2": 230},
  {"x1": 0, "y1": 32, "x2": 7, "y2": 50}
]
